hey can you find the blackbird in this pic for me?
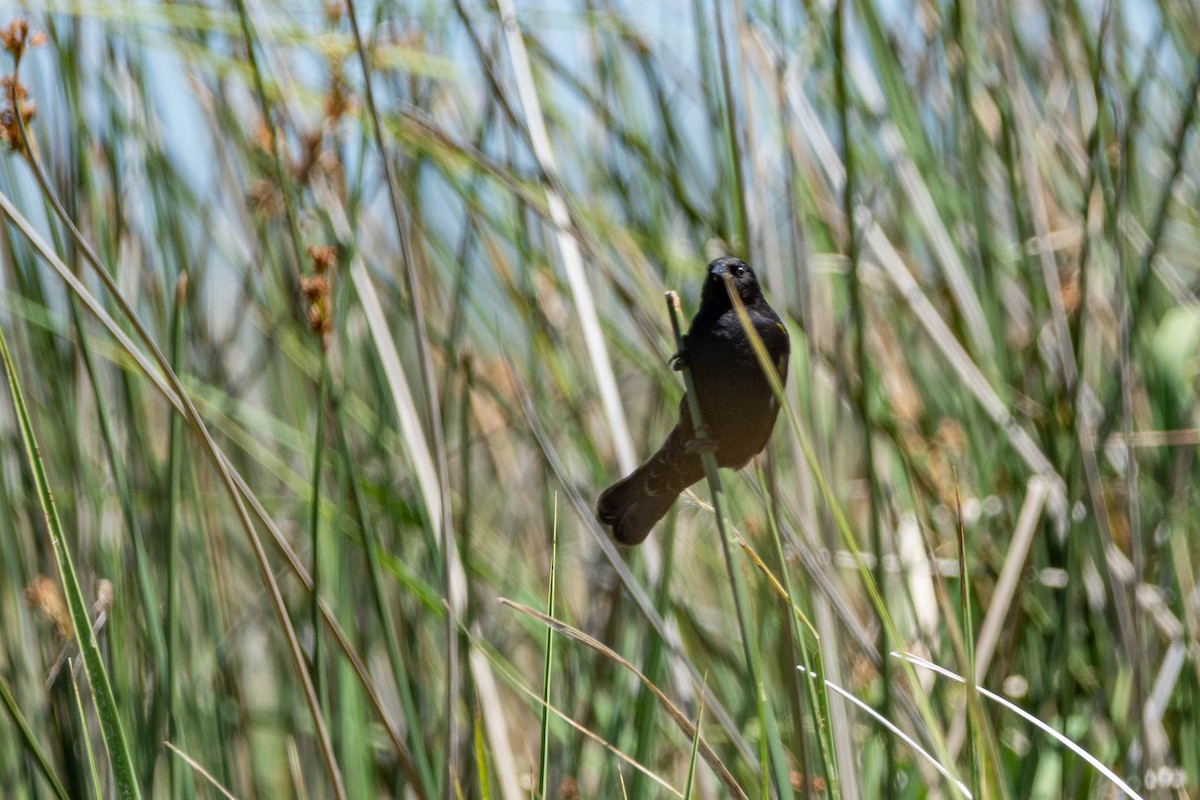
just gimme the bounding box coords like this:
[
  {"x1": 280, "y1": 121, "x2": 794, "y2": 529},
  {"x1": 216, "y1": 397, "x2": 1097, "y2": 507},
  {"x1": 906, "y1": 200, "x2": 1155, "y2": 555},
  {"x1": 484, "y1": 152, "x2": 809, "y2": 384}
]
[{"x1": 597, "y1": 256, "x2": 790, "y2": 545}]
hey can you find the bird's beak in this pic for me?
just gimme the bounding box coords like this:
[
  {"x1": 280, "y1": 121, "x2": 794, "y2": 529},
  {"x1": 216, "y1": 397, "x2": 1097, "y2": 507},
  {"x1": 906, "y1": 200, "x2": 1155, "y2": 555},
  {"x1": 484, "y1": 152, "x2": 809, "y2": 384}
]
[{"x1": 708, "y1": 262, "x2": 728, "y2": 280}]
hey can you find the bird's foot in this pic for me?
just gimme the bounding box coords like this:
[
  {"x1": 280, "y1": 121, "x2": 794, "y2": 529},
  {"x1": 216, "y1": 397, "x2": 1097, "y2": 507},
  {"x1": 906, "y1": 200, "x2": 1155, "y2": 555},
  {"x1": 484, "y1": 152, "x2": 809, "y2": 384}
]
[
  {"x1": 669, "y1": 348, "x2": 688, "y2": 371},
  {"x1": 685, "y1": 436, "x2": 716, "y2": 455}
]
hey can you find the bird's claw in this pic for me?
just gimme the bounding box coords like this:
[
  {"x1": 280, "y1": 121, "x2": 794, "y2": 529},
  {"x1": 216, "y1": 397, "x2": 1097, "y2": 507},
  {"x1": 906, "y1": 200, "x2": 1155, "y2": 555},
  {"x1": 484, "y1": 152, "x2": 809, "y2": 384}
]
[
  {"x1": 685, "y1": 436, "x2": 715, "y2": 455},
  {"x1": 669, "y1": 349, "x2": 689, "y2": 371}
]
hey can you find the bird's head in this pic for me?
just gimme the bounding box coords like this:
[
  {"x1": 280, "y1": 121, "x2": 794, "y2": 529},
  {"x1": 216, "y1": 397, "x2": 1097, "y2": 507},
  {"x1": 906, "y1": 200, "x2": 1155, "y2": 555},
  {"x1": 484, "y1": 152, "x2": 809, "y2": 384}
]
[{"x1": 701, "y1": 256, "x2": 762, "y2": 307}]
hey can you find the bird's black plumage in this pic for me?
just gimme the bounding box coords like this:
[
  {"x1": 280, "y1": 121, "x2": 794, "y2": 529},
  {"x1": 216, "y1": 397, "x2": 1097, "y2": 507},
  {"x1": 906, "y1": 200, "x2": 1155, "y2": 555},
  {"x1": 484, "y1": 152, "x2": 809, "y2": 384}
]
[{"x1": 597, "y1": 256, "x2": 790, "y2": 545}]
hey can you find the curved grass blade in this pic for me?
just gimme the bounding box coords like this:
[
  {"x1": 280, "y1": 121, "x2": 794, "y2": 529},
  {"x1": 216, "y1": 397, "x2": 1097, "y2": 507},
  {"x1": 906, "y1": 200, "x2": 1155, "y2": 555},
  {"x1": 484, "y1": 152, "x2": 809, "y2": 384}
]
[
  {"x1": 0, "y1": 319, "x2": 142, "y2": 800},
  {"x1": 0, "y1": 673, "x2": 69, "y2": 800}
]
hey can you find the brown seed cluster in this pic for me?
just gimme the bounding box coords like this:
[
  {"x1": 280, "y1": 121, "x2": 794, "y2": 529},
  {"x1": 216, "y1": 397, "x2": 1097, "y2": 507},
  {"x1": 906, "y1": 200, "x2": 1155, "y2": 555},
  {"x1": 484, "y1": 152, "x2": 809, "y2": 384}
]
[
  {"x1": 557, "y1": 776, "x2": 579, "y2": 799},
  {"x1": 790, "y1": 771, "x2": 828, "y2": 794},
  {"x1": 24, "y1": 576, "x2": 71, "y2": 640},
  {"x1": 0, "y1": 18, "x2": 44, "y2": 58},
  {"x1": 0, "y1": 19, "x2": 43, "y2": 157},
  {"x1": 302, "y1": 244, "x2": 337, "y2": 350},
  {"x1": 246, "y1": 9, "x2": 354, "y2": 221},
  {"x1": 0, "y1": 75, "x2": 34, "y2": 155}
]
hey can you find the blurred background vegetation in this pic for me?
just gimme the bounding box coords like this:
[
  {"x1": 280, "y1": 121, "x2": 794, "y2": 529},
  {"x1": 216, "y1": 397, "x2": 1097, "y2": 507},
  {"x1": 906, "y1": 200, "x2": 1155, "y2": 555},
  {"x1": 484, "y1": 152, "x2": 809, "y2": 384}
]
[{"x1": 0, "y1": 0, "x2": 1197, "y2": 798}]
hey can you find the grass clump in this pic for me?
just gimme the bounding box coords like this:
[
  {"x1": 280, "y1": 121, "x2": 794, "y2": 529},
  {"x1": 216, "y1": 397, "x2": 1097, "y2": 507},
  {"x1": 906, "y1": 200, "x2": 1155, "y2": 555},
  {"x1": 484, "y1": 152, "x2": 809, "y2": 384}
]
[{"x1": 0, "y1": 2, "x2": 1196, "y2": 798}]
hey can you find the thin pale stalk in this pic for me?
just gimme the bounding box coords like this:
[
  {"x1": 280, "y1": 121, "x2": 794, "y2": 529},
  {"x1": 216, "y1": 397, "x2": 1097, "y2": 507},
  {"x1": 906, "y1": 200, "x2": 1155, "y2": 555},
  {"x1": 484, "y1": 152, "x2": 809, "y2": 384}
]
[
  {"x1": 500, "y1": 600, "x2": 747, "y2": 800},
  {"x1": 342, "y1": 4, "x2": 462, "y2": 790},
  {"x1": 834, "y1": 1, "x2": 894, "y2": 792}
]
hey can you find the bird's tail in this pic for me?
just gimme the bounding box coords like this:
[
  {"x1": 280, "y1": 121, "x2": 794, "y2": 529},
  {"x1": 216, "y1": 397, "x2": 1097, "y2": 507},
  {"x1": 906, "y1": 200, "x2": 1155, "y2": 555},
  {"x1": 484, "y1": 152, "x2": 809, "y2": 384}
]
[{"x1": 596, "y1": 426, "x2": 703, "y2": 545}]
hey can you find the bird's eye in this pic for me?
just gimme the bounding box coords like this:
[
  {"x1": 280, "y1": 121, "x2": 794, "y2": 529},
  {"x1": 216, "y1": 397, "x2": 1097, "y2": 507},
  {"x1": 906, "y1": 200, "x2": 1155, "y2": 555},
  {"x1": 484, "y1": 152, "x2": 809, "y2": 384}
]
[{"x1": 734, "y1": 265, "x2": 745, "y2": 277}]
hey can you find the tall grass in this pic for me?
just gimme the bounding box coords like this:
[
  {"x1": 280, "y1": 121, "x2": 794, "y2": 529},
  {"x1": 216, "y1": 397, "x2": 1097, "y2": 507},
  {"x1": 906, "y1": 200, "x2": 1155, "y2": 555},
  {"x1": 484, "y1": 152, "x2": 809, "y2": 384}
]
[{"x1": 0, "y1": 1, "x2": 1197, "y2": 797}]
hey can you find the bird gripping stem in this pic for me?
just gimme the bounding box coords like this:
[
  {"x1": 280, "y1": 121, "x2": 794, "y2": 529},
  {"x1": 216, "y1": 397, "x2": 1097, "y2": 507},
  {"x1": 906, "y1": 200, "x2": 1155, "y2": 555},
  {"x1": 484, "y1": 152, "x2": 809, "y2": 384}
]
[
  {"x1": 665, "y1": 291, "x2": 718, "y2": 492},
  {"x1": 664, "y1": 288, "x2": 796, "y2": 800}
]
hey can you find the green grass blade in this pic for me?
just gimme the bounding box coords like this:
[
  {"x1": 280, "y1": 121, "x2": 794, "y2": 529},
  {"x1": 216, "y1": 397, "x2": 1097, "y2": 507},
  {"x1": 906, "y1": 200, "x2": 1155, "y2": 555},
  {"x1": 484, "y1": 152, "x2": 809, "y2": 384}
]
[
  {"x1": 0, "y1": 673, "x2": 70, "y2": 800},
  {"x1": 537, "y1": 496, "x2": 558, "y2": 798},
  {"x1": 70, "y1": 659, "x2": 104, "y2": 798},
  {"x1": 682, "y1": 676, "x2": 707, "y2": 800},
  {"x1": 0, "y1": 319, "x2": 142, "y2": 800}
]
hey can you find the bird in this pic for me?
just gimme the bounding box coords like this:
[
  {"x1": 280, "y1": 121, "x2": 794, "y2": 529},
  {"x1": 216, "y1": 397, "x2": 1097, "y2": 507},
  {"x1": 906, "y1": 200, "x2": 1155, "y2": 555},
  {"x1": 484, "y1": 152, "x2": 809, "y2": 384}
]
[{"x1": 597, "y1": 256, "x2": 790, "y2": 545}]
